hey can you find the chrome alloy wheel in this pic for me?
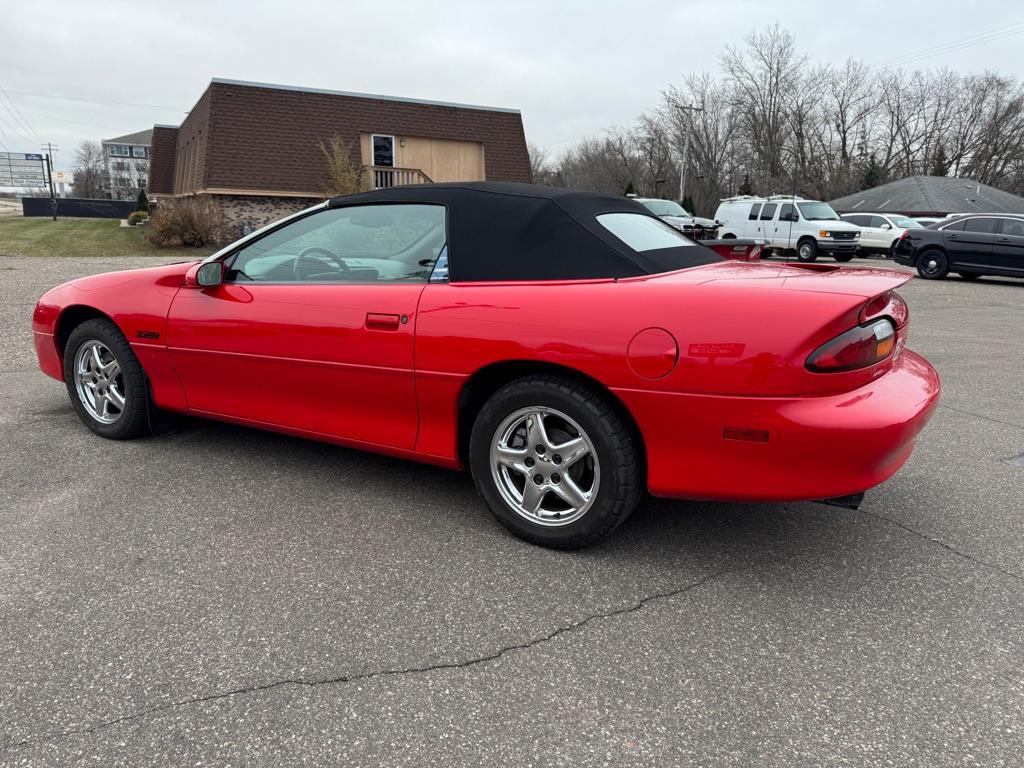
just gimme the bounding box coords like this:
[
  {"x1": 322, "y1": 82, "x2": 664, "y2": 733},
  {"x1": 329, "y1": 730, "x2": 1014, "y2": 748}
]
[
  {"x1": 73, "y1": 340, "x2": 126, "y2": 424},
  {"x1": 490, "y1": 406, "x2": 600, "y2": 527}
]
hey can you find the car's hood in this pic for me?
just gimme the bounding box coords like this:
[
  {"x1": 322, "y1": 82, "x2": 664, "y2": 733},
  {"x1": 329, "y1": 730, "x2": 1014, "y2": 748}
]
[{"x1": 60, "y1": 260, "x2": 199, "y2": 293}]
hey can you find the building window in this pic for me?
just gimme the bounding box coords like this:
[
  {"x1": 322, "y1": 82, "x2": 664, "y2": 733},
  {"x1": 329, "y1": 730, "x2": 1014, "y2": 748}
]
[
  {"x1": 372, "y1": 135, "x2": 395, "y2": 167},
  {"x1": 132, "y1": 146, "x2": 147, "y2": 158},
  {"x1": 108, "y1": 144, "x2": 129, "y2": 157}
]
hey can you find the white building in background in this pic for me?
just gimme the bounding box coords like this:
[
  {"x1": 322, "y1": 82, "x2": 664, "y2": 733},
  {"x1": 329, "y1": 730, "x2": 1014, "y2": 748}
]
[{"x1": 101, "y1": 129, "x2": 151, "y2": 200}]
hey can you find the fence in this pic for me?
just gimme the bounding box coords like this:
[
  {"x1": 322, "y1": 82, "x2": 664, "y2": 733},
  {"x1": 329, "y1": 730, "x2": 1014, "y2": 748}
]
[{"x1": 21, "y1": 197, "x2": 136, "y2": 219}]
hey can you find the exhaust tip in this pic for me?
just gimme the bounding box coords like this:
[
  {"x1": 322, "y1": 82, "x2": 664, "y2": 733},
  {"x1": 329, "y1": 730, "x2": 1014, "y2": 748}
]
[{"x1": 817, "y1": 492, "x2": 865, "y2": 510}]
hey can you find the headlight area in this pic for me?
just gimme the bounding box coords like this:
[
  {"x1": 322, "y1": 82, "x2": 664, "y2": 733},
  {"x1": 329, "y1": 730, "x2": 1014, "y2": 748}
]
[{"x1": 805, "y1": 318, "x2": 896, "y2": 372}]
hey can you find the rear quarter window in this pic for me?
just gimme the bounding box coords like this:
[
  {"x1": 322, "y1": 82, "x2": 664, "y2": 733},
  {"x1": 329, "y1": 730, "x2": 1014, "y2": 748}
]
[{"x1": 596, "y1": 213, "x2": 694, "y2": 252}]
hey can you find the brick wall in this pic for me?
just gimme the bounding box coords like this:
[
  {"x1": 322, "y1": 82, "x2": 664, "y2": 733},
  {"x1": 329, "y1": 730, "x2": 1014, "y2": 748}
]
[
  {"x1": 214, "y1": 193, "x2": 322, "y2": 237},
  {"x1": 204, "y1": 81, "x2": 531, "y2": 193}
]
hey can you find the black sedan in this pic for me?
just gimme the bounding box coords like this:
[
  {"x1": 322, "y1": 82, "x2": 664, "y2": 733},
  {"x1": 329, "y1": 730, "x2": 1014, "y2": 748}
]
[{"x1": 894, "y1": 213, "x2": 1024, "y2": 280}]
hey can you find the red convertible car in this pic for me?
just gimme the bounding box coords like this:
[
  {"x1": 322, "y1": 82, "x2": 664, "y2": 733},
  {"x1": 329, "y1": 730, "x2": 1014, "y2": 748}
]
[{"x1": 33, "y1": 183, "x2": 940, "y2": 548}]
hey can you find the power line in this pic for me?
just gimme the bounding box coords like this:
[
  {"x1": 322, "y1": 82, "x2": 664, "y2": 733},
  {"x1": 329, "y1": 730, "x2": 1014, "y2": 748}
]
[
  {"x1": 870, "y1": 21, "x2": 1024, "y2": 70},
  {"x1": 2, "y1": 88, "x2": 183, "y2": 112},
  {"x1": 0, "y1": 84, "x2": 43, "y2": 143},
  {"x1": 0, "y1": 111, "x2": 36, "y2": 148},
  {"x1": 21, "y1": 110, "x2": 129, "y2": 132}
]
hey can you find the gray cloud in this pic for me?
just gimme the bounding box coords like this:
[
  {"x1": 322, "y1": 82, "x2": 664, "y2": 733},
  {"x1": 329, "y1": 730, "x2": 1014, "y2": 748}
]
[{"x1": 1, "y1": 0, "x2": 1022, "y2": 172}]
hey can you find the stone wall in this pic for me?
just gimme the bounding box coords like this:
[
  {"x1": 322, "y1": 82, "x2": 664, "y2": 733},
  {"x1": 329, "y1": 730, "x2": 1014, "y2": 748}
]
[{"x1": 214, "y1": 194, "x2": 323, "y2": 237}]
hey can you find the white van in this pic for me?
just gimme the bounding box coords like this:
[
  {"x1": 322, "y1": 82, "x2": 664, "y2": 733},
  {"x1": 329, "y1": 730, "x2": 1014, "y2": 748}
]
[{"x1": 714, "y1": 195, "x2": 861, "y2": 262}]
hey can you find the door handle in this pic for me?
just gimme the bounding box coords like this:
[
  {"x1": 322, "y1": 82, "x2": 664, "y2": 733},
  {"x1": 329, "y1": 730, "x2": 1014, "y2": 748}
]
[
  {"x1": 948, "y1": 234, "x2": 958, "y2": 240},
  {"x1": 997, "y1": 236, "x2": 1010, "y2": 242},
  {"x1": 365, "y1": 312, "x2": 402, "y2": 331}
]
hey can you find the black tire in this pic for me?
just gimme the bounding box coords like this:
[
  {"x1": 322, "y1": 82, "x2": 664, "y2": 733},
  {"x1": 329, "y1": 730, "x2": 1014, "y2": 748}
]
[
  {"x1": 469, "y1": 374, "x2": 642, "y2": 549},
  {"x1": 796, "y1": 239, "x2": 818, "y2": 262},
  {"x1": 721, "y1": 232, "x2": 737, "y2": 239},
  {"x1": 916, "y1": 248, "x2": 949, "y2": 280},
  {"x1": 833, "y1": 253, "x2": 854, "y2": 262},
  {"x1": 888, "y1": 240, "x2": 899, "y2": 259},
  {"x1": 957, "y1": 272, "x2": 981, "y2": 281},
  {"x1": 63, "y1": 318, "x2": 150, "y2": 439}
]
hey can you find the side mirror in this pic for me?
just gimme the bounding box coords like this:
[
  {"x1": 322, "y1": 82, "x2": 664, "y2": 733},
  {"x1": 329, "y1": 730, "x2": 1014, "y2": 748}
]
[
  {"x1": 185, "y1": 261, "x2": 224, "y2": 288},
  {"x1": 880, "y1": 223, "x2": 892, "y2": 230}
]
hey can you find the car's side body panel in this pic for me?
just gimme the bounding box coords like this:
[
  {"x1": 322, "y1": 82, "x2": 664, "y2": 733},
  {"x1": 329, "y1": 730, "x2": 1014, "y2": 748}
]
[
  {"x1": 165, "y1": 282, "x2": 424, "y2": 449},
  {"x1": 32, "y1": 262, "x2": 194, "y2": 410}
]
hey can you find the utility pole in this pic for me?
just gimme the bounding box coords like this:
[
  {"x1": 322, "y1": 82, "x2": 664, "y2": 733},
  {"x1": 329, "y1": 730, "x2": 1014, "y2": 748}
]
[
  {"x1": 676, "y1": 104, "x2": 703, "y2": 206},
  {"x1": 41, "y1": 142, "x2": 59, "y2": 220}
]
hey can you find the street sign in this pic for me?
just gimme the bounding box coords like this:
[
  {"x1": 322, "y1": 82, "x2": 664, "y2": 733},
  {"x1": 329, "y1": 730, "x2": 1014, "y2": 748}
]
[{"x1": 0, "y1": 152, "x2": 48, "y2": 187}]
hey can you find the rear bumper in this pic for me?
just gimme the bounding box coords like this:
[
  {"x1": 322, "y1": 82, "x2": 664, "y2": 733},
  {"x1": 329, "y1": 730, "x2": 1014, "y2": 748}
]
[{"x1": 615, "y1": 349, "x2": 940, "y2": 502}]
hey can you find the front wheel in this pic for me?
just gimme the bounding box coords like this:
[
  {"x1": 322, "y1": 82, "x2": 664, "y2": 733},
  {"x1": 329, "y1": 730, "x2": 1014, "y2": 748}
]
[
  {"x1": 796, "y1": 239, "x2": 818, "y2": 262},
  {"x1": 63, "y1": 318, "x2": 151, "y2": 439},
  {"x1": 469, "y1": 375, "x2": 642, "y2": 549},
  {"x1": 916, "y1": 249, "x2": 949, "y2": 280}
]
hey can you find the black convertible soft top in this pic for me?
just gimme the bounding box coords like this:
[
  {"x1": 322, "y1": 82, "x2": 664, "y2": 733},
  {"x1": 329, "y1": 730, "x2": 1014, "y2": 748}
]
[{"x1": 327, "y1": 182, "x2": 722, "y2": 282}]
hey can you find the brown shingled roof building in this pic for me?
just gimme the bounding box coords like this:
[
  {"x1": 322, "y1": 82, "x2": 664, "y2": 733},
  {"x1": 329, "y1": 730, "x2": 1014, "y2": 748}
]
[{"x1": 149, "y1": 78, "x2": 531, "y2": 232}]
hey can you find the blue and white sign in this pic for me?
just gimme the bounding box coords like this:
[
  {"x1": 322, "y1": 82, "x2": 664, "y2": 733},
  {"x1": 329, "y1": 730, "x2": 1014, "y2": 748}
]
[{"x1": 0, "y1": 152, "x2": 47, "y2": 188}]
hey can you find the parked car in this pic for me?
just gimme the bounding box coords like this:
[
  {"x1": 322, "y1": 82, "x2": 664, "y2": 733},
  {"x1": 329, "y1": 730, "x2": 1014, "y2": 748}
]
[
  {"x1": 893, "y1": 213, "x2": 1024, "y2": 280},
  {"x1": 634, "y1": 197, "x2": 720, "y2": 239},
  {"x1": 33, "y1": 183, "x2": 939, "y2": 549},
  {"x1": 913, "y1": 216, "x2": 947, "y2": 227},
  {"x1": 841, "y1": 212, "x2": 923, "y2": 256},
  {"x1": 714, "y1": 195, "x2": 861, "y2": 262}
]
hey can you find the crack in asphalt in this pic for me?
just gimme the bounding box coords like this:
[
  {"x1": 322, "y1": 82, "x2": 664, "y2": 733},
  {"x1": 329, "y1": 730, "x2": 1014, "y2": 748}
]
[
  {"x1": 859, "y1": 508, "x2": 1024, "y2": 585},
  {"x1": 939, "y1": 403, "x2": 1023, "y2": 431},
  {"x1": 0, "y1": 568, "x2": 731, "y2": 752}
]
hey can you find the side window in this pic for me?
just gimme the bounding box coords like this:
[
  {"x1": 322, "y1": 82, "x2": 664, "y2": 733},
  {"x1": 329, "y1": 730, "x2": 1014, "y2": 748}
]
[
  {"x1": 779, "y1": 204, "x2": 796, "y2": 222},
  {"x1": 1001, "y1": 218, "x2": 1024, "y2": 237},
  {"x1": 963, "y1": 217, "x2": 998, "y2": 234},
  {"x1": 941, "y1": 220, "x2": 965, "y2": 232},
  {"x1": 225, "y1": 204, "x2": 447, "y2": 283},
  {"x1": 871, "y1": 215, "x2": 890, "y2": 228},
  {"x1": 748, "y1": 204, "x2": 762, "y2": 220},
  {"x1": 759, "y1": 203, "x2": 777, "y2": 221}
]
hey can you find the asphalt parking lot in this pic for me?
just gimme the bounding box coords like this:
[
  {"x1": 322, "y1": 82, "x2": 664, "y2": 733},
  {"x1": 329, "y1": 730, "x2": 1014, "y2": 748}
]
[{"x1": 1, "y1": 255, "x2": 1022, "y2": 766}]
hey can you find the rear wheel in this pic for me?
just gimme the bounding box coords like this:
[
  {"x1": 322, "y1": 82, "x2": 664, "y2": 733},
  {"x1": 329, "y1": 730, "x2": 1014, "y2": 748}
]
[
  {"x1": 469, "y1": 375, "x2": 642, "y2": 549},
  {"x1": 916, "y1": 249, "x2": 949, "y2": 280},
  {"x1": 796, "y1": 239, "x2": 818, "y2": 262},
  {"x1": 63, "y1": 318, "x2": 150, "y2": 439}
]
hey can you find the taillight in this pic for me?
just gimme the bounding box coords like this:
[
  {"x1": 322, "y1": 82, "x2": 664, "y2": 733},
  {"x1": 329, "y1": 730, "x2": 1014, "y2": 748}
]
[
  {"x1": 899, "y1": 229, "x2": 910, "y2": 241},
  {"x1": 806, "y1": 319, "x2": 896, "y2": 372}
]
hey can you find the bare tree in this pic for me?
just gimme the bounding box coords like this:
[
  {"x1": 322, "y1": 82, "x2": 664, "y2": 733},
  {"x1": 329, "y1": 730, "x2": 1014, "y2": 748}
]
[
  {"x1": 546, "y1": 26, "x2": 1024, "y2": 203},
  {"x1": 527, "y1": 142, "x2": 550, "y2": 183},
  {"x1": 72, "y1": 140, "x2": 105, "y2": 199}
]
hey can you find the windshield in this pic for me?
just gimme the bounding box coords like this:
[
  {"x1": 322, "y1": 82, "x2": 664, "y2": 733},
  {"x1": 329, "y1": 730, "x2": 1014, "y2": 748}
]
[
  {"x1": 641, "y1": 200, "x2": 690, "y2": 217},
  {"x1": 796, "y1": 202, "x2": 840, "y2": 221},
  {"x1": 889, "y1": 215, "x2": 923, "y2": 228}
]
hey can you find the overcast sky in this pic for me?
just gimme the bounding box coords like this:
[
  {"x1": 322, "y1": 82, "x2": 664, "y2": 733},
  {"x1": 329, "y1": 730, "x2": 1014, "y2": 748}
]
[{"x1": 1, "y1": 0, "x2": 1023, "y2": 171}]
